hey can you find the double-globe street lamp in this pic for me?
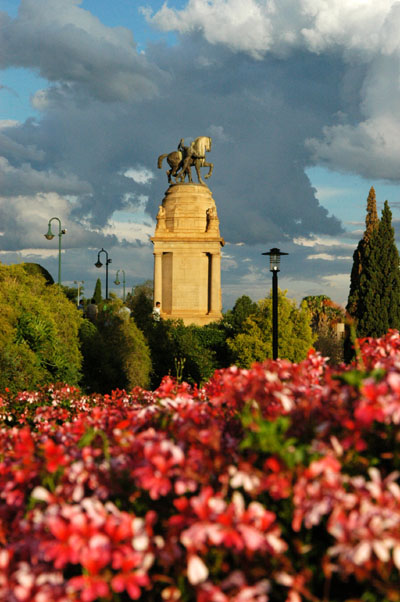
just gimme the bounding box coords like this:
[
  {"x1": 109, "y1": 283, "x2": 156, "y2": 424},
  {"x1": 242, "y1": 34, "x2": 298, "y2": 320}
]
[
  {"x1": 95, "y1": 248, "x2": 112, "y2": 300},
  {"x1": 44, "y1": 217, "x2": 66, "y2": 285},
  {"x1": 114, "y1": 269, "x2": 126, "y2": 302},
  {"x1": 262, "y1": 247, "x2": 288, "y2": 360}
]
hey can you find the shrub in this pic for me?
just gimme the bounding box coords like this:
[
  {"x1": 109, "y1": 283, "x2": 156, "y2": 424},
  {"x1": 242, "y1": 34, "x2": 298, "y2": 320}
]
[
  {"x1": 79, "y1": 299, "x2": 152, "y2": 393},
  {"x1": 0, "y1": 263, "x2": 82, "y2": 392},
  {"x1": 146, "y1": 319, "x2": 220, "y2": 388},
  {"x1": 227, "y1": 290, "x2": 315, "y2": 366}
]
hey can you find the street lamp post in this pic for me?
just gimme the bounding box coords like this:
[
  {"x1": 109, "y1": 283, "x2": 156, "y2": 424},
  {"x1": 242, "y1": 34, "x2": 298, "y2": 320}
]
[
  {"x1": 262, "y1": 248, "x2": 288, "y2": 360},
  {"x1": 44, "y1": 217, "x2": 66, "y2": 285},
  {"x1": 74, "y1": 280, "x2": 84, "y2": 305},
  {"x1": 95, "y1": 248, "x2": 112, "y2": 300},
  {"x1": 114, "y1": 269, "x2": 126, "y2": 302}
]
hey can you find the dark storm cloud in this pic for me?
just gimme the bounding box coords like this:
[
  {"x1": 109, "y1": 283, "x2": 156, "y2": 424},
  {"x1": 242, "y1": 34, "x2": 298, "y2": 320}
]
[
  {"x1": 0, "y1": 32, "x2": 346, "y2": 246},
  {"x1": 0, "y1": 156, "x2": 91, "y2": 197},
  {"x1": 144, "y1": 39, "x2": 345, "y2": 243},
  {"x1": 0, "y1": 0, "x2": 350, "y2": 259},
  {"x1": 0, "y1": 0, "x2": 166, "y2": 102},
  {"x1": 0, "y1": 129, "x2": 45, "y2": 163}
]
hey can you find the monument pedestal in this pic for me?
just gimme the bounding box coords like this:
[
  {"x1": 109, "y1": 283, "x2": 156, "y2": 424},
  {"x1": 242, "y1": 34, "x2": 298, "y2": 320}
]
[{"x1": 151, "y1": 183, "x2": 224, "y2": 326}]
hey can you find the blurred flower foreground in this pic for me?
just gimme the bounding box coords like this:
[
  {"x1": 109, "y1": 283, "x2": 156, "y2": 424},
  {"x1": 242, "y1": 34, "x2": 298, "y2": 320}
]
[{"x1": 2, "y1": 331, "x2": 400, "y2": 602}]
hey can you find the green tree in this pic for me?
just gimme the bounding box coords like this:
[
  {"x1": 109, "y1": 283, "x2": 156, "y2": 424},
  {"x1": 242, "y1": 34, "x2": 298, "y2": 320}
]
[
  {"x1": 79, "y1": 298, "x2": 152, "y2": 393},
  {"x1": 223, "y1": 295, "x2": 259, "y2": 335},
  {"x1": 21, "y1": 262, "x2": 54, "y2": 285},
  {"x1": 146, "y1": 319, "x2": 218, "y2": 388},
  {"x1": 227, "y1": 290, "x2": 315, "y2": 367},
  {"x1": 126, "y1": 280, "x2": 153, "y2": 334},
  {"x1": 347, "y1": 187, "x2": 379, "y2": 318},
  {"x1": 93, "y1": 278, "x2": 102, "y2": 304},
  {"x1": 61, "y1": 284, "x2": 84, "y2": 304},
  {"x1": 170, "y1": 322, "x2": 221, "y2": 385},
  {"x1": 355, "y1": 201, "x2": 400, "y2": 337},
  {"x1": 128, "y1": 280, "x2": 153, "y2": 304},
  {"x1": 347, "y1": 190, "x2": 400, "y2": 339},
  {"x1": 0, "y1": 263, "x2": 82, "y2": 392},
  {"x1": 227, "y1": 319, "x2": 269, "y2": 367}
]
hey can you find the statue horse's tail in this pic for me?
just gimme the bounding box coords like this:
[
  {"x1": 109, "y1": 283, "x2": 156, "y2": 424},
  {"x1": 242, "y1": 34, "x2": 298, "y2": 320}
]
[{"x1": 157, "y1": 153, "x2": 168, "y2": 169}]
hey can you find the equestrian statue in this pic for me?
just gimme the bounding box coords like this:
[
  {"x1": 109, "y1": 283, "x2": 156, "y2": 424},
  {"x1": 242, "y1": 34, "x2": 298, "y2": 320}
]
[{"x1": 157, "y1": 136, "x2": 213, "y2": 185}]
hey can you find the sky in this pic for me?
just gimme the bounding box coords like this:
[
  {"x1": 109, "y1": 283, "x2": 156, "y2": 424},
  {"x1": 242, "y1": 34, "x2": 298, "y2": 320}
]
[{"x1": 1, "y1": 0, "x2": 400, "y2": 310}]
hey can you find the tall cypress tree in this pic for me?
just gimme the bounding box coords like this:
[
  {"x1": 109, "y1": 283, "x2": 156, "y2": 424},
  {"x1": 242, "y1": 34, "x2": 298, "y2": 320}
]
[
  {"x1": 364, "y1": 186, "x2": 379, "y2": 242},
  {"x1": 379, "y1": 202, "x2": 400, "y2": 331},
  {"x1": 347, "y1": 187, "x2": 379, "y2": 317},
  {"x1": 93, "y1": 278, "x2": 102, "y2": 304},
  {"x1": 348, "y1": 194, "x2": 400, "y2": 337}
]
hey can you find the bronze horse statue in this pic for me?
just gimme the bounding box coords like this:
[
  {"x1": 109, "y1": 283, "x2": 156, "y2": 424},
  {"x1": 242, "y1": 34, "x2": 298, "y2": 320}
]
[{"x1": 157, "y1": 137, "x2": 213, "y2": 185}]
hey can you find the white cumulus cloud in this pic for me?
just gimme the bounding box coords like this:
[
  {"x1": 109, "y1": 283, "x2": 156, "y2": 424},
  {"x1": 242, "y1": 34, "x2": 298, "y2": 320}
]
[{"x1": 146, "y1": 0, "x2": 400, "y2": 181}]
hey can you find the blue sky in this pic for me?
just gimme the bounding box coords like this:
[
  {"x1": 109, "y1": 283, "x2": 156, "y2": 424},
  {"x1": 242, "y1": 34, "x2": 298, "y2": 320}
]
[{"x1": 1, "y1": 0, "x2": 400, "y2": 309}]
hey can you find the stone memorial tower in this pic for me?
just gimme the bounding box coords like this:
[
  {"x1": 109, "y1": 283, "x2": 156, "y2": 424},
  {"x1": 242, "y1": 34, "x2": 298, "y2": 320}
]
[{"x1": 151, "y1": 136, "x2": 224, "y2": 325}]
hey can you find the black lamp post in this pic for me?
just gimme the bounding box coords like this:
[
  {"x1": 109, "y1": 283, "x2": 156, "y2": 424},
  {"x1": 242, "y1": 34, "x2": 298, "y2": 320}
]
[
  {"x1": 95, "y1": 248, "x2": 112, "y2": 300},
  {"x1": 44, "y1": 217, "x2": 66, "y2": 285},
  {"x1": 262, "y1": 247, "x2": 288, "y2": 360}
]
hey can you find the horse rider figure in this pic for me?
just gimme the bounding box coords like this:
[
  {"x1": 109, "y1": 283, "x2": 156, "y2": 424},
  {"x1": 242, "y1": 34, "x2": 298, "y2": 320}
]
[
  {"x1": 157, "y1": 136, "x2": 213, "y2": 185},
  {"x1": 177, "y1": 138, "x2": 197, "y2": 183}
]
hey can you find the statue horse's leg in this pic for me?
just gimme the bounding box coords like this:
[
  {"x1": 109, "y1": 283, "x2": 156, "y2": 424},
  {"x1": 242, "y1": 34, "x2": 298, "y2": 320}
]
[
  {"x1": 194, "y1": 159, "x2": 205, "y2": 185},
  {"x1": 176, "y1": 158, "x2": 193, "y2": 183},
  {"x1": 167, "y1": 156, "x2": 181, "y2": 183},
  {"x1": 173, "y1": 162, "x2": 183, "y2": 183},
  {"x1": 183, "y1": 160, "x2": 193, "y2": 183},
  {"x1": 203, "y1": 161, "x2": 213, "y2": 179},
  {"x1": 171, "y1": 166, "x2": 179, "y2": 182}
]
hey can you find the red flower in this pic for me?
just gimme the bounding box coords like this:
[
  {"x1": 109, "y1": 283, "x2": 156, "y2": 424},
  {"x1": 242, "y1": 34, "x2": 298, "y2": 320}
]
[
  {"x1": 42, "y1": 438, "x2": 68, "y2": 473},
  {"x1": 67, "y1": 574, "x2": 110, "y2": 601}
]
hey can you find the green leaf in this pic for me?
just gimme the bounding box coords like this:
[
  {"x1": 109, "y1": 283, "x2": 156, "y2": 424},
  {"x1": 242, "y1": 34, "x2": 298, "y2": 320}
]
[
  {"x1": 240, "y1": 410, "x2": 312, "y2": 469},
  {"x1": 333, "y1": 368, "x2": 386, "y2": 389}
]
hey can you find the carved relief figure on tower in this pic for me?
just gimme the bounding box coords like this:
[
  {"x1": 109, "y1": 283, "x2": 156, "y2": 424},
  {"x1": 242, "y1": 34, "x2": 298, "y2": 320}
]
[
  {"x1": 156, "y1": 204, "x2": 167, "y2": 231},
  {"x1": 206, "y1": 206, "x2": 218, "y2": 232},
  {"x1": 157, "y1": 137, "x2": 213, "y2": 185}
]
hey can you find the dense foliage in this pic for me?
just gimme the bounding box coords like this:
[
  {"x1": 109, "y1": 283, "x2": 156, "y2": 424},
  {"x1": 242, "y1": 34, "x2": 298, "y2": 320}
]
[
  {"x1": 126, "y1": 281, "x2": 154, "y2": 336},
  {"x1": 223, "y1": 295, "x2": 258, "y2": 335},
  {"x1": 3, "y1": 330, "x2": 400, "y2": 600},
  {"x1": 227, "y1": 291, "x2": 314, "y2": 367},
  {"x1": 126, "y1": 283, "x2": 228, "y2": 388},
  {"x1": 21, "y1": 263, "x2": 54, "y2": 285},
  {"x1": 0, "y1": 263, "x2": 82, "y2": 392},
  {"x1": 125, "y1": 289, "x2": 316, "y2": 387},
  {"x1": 79, "y1": 299, "x2": 152, "y2": 393},
  {"x1": 348, "y1": 188, "x2": 400, "y2": 337},
  {"x1": 147, "y1": 319, "x2": 224, "y2": 388}
]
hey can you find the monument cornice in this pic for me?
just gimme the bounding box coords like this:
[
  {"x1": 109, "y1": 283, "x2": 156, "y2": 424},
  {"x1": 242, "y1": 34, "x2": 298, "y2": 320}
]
[{"x1": 151, "y1": 235, "x2": 224, "y2": 244}]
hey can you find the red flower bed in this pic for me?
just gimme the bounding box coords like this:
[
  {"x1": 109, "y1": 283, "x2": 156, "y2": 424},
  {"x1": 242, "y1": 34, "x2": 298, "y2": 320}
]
[{"x1": 1, "y1": 331, "x2": 400, "y2": 601}]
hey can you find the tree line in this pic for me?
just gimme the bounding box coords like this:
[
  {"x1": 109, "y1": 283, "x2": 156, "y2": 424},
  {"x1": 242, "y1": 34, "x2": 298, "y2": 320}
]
[
  {"x1": 347, "y1": 186, "x2": 400, "y2": 340},
  {"x1": 1, "y1": 184, "x2": 396, "y2": 394},
  {"x1": 0, "y1": 260, "x2": 346, "y2": 394}
]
